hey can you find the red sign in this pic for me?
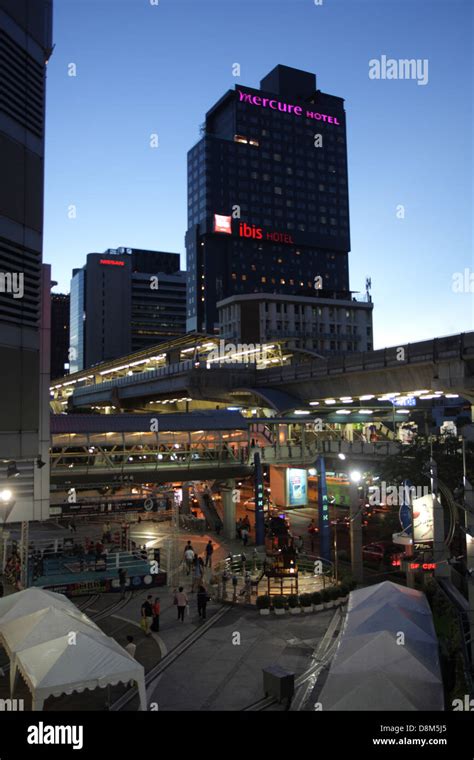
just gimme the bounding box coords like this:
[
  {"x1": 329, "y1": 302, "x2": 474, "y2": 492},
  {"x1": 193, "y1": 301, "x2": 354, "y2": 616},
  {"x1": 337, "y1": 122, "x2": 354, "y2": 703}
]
[
  {"x1": 238, "y1": 222, "x2": 294, "y2": 245},
  {"x1": 100, "y1": 259, "x2": 125, "y2": 267}
]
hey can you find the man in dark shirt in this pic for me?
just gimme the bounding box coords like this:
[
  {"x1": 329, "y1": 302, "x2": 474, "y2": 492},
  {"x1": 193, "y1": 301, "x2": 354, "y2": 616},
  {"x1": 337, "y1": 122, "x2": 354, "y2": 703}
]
[{"x1": 141, "y1": 595, "x2": 153, "y2": 636}]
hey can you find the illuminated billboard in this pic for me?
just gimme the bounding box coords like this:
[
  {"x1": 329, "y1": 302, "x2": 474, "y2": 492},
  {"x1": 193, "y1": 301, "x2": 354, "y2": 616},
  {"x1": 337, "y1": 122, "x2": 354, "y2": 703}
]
[
  {"x1": 286, "y1": 468, "x2": 308, "y2": 507},
  {"x1": 412, "y1": 493, "x2": 434, "y2": 542}
]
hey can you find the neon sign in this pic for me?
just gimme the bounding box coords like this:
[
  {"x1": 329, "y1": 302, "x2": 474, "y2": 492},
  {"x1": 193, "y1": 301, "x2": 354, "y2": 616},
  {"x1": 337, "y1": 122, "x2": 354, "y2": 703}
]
[
  {"x1": 238, "y1": 90, "x2": 341, "y2": 125},
  {"x1": 99, "y1": 259, "x2": 125, "y2": 267},
  {"x1": 239, "y1": 222, "x2": 294, "y2": 244}
]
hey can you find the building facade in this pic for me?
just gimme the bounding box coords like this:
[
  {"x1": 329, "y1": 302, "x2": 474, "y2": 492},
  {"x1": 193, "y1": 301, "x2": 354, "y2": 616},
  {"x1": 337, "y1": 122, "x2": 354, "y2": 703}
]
[
  {"x1": 218, "y1": 292, "x2": 373, "y2": 355},
  {"x1": 69, "y1": 247, "x2": 187, "y2": 373},
  {"x1": 186, "y1": 64, "x2": 369, "y2": 344},
  {"x1": 0, "y1": 0, "x2": 53, "y2": 521},
  {"x1": 50, "y1": 292, "x2": 69, "y2": 379}
]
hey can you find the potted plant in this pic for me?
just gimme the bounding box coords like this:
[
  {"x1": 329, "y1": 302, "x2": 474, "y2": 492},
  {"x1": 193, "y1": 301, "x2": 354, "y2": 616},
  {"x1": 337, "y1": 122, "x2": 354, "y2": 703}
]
[
  {"x1": 321, "y1": 588, "x2": 332, "y2": 609},
  {"x1": 272, "y1": 595, "x2": 287, "y2": 615},
  {"x1": 338, "y1": 583, "x2": 349, "y2": 603},
  {"x1": 330, "y1": 586, "x2": 341, "y2": 607},
  {"x1": 288, "y1": 594, "x2": 301, "y2": 614},
  {"x1": 257, "y1": 594, "x2": 271, "y2": 615},
  {"x1": 311, "y1": 591, "x2": 324, "y2": 612},
  {"x1": 300, "y1": 593, "x2": 313, "y2": 612}
]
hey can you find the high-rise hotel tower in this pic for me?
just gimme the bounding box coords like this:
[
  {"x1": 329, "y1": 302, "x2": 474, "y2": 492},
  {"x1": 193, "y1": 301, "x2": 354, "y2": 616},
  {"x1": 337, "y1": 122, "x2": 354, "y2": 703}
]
[{"x1": 186, "y1": 65, "x2": 373, "y2": 354}]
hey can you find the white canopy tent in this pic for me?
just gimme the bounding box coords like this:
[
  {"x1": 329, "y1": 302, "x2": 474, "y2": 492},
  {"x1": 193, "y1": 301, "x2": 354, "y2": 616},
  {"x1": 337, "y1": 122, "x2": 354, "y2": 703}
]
[
  {"x1": 11, "y1": 630, "x2": 147, "y2": 711},
  {"x1": 0, "y1": 587, "x2": 147, "y2": 711},
  {"x1": 0, "y1": 606, "x2": 102, "y2": 692},
  {"x1": 318, "y1": 581, "x2": 444, "y2": 711},
  {"x1": 0, "y1": 588, "x2": 77, "y2": 624}
]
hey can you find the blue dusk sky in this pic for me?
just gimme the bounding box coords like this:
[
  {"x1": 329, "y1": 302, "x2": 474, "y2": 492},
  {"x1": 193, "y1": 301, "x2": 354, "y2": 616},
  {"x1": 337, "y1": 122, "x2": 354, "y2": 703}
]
[{"x1": 43, "y1": 0, "x2": 473, "y2": 348}]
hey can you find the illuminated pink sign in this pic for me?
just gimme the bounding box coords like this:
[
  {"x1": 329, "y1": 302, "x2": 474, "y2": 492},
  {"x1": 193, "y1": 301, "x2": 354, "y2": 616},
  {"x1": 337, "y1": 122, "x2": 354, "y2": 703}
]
[
  {"x1": 237, "y1": 90, "x2": 340, "y2": 125},
  {"x1": 214, "y1": 214, "x2": 232, "y2": 234}
]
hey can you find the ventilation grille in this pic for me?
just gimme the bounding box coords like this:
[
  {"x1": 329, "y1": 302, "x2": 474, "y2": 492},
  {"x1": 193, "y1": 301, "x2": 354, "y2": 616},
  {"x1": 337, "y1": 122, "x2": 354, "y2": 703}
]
[
  {"x1": 0, "y1": 237, "x2": 40, "y2": 327},
  {"x1": 0, "y1": 29, "x2": 44, "y2": 138}
]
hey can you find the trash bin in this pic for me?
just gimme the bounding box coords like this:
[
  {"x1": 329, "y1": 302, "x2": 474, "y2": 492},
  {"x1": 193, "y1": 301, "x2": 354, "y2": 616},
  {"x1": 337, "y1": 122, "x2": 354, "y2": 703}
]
[{"x1": 262, "y1": 665, "x2": 295, "y2": 703}]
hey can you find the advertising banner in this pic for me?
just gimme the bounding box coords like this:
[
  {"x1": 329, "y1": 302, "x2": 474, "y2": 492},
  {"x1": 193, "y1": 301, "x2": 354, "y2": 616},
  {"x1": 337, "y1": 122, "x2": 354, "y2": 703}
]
[
  {"x1": 286, "y1": 468, "x2": 308, "y2": 507},
  {"x1": 412, "y1": 493, "x2": 434, "y2": 543}
]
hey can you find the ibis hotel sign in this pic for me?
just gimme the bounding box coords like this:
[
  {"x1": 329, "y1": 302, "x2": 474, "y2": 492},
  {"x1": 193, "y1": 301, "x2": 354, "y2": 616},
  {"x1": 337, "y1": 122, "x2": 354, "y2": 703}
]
[
  {"x1": 214, "y1": 215, "x2": 294, "y2": 245},
  {"x1": 237, "y1": 89, "x2": 341, "y2": 125}
]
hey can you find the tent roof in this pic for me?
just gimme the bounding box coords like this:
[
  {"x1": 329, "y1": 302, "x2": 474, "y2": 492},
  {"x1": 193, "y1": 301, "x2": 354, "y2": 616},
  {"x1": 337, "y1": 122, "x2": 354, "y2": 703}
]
[
  {"x1": 0, "y1": 606, "x2": 101, "y2": 658},
  {"x1": 318, "y1": 581, "x2": 444, "y2": 711},
  {"x1": 0, "y1": 588, "x2": 76, "y2": 625},
  {"x1": 15, "y1": 630, "x2": 144, "y2": 700}
]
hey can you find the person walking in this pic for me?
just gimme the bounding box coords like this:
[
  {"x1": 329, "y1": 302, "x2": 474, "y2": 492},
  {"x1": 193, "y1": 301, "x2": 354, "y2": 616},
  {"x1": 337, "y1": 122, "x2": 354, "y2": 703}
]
[
  {"x1": 205, "y1": 540, "x2": 214, "y2": 568},
  {"x1": 197, "y1": 585, "x2": 210, "y2": 620},
  {"x1": 140, "y1": 595, "x2": 154, "y2": 636},
  {"x1": 175, "y1": 586, "x2": 188, "y2": 622},
  {"x1": 184, "y1": 545, "x2": 195, "y2": 575},
  {"x1": 151, "y1": 597, "x2": 160, "y2": 632},
  {"x1": 191, "y1": 554, "x2": 203, "y2": 592},
  {"x1": 125, "y1": 635, "x2": 136, "y2": 658},
  {"x1": 308, "y1": 520, "x2": 317, "y2": 553},
  {"x1": 215, "y1": 520, "x2": 221, "y2": 536},
  {"x1": 232, "y1": 573, "x2": 238, "y2": 602},
  {"x1": 241, "y1": 526, "x2": 249, "y2": 546},
  {"x1": 118, "y1": 567, "x2": 127, "y2": 599}
]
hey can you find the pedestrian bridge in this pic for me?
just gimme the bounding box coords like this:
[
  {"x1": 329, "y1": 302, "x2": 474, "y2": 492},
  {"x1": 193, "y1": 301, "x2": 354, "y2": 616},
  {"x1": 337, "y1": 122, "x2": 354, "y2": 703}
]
[{"x1": 50, "y1": 412, "x2": 400, "y2": 486}]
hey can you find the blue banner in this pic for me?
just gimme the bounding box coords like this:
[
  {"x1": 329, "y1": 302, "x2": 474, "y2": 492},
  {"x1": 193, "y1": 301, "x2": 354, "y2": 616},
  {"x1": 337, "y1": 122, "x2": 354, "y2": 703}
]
[
  {"x1": 254, "y1": 451, "x2": 265, "y2": 546},
  {"x1": 317, "y1": 455, "x2": 331, "y2": 562}
]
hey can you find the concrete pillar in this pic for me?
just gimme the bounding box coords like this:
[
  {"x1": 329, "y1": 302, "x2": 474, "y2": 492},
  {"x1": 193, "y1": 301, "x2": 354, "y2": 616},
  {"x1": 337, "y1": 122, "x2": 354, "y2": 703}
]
[
  {"x1": 222, "y1": 479, "x2": 236, "y2": 540},
  {"x1": 181, "y1": 484, "x2": 191, "y2": 515},
  {"x1": 349, "y1": 481, "x2": 363, "y2": 584}
]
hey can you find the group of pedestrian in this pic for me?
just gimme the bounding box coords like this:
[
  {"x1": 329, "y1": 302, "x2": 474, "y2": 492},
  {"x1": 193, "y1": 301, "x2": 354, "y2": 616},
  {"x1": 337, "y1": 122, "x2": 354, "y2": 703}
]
[
  {"x1": 183, "y1": 540, "x2": 214, "y2": 591},
  {"x1": 173, "y1": 584, "x2": 210, "y2": 622},
  {"x1": 140, "y1": 594, "x2": 161, "y2": 635}
]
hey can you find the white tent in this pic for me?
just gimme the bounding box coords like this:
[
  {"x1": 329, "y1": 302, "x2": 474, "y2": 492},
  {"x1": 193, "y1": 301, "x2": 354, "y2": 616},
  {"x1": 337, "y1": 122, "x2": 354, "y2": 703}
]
[
  {"x1": 0, "y1": 606, "x2": 102, "y2": 685},
  {"x1": 0, "y1": 588, "x2": 76, "y2": 624},
  {"x1": 11, "y1": 630, "x2": 147, "y2": 711},
  {"x1": 318, "y1": 581, "x2": 444, "y2": 711}
]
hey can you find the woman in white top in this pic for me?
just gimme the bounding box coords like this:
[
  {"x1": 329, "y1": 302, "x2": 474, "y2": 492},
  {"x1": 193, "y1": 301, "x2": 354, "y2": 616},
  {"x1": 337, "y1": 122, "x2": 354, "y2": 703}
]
[{"x1": 175, "y1": 586, "x2": 188, "y2": 622}]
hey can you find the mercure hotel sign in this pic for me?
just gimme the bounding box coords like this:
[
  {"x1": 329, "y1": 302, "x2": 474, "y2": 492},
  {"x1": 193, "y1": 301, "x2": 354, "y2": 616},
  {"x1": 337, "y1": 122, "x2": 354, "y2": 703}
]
[{"x1": 237, "y1": 90, "x2": 341, "y2": 125}]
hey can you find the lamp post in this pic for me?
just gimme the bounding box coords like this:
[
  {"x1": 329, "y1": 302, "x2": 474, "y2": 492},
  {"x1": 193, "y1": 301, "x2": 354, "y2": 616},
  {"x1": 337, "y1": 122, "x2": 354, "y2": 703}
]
[
  {"x1": 0, "y1": 489, "x2": 16, "y2": 576},
  {"x1": 349, "y1": 470, "x2": 363, "y2": 584}
]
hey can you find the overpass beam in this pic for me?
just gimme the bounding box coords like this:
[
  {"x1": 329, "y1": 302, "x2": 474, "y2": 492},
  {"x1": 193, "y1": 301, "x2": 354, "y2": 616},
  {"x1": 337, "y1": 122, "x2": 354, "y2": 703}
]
[{"x1": 222, "y1": 479, "x2": 236, "y2": 540}]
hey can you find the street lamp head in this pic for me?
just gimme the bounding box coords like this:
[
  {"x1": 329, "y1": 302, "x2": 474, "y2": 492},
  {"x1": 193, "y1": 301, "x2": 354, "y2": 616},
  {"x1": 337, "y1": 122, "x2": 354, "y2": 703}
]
[
  {"x1": 338, "y1": 453, "x2": 346, "y2": 460},
  {"x1": 0, "y1": 489, "x2": 12, "y2": 502},
  {"x1": 350, "y1": 470, "x2": 362, "y2": 483},
  {"x1": 308, "y1": 468, "x2": 317, "y2": 476}
]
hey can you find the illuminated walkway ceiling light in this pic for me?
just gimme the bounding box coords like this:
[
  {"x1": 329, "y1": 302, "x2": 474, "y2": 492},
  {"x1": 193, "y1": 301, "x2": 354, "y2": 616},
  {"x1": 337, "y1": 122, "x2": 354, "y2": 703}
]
[
  {"x1": 324, "y1": 399, "x2": 336, "y2": 405},
  {"x1": 336, "y1": 409, "x2": 351, "y2": 415},
  {"x1": 359, "y1": 394, "x2": 374, "y2": 401},
  {"x1": 358, "y1": 409, "x2": 373, "y2": 414}
]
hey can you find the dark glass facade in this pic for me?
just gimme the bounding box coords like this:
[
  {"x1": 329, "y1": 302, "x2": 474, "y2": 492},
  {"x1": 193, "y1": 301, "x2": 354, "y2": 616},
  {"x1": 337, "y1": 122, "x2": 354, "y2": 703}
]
[
  {"x1": 69, "y1": 248, "x2": 187, "y2": 372},
  {"x1": 50, "y1": 292, "x2": 69, "y2": 379},
  {"x1": 0, "y1": 0, "x2": 53, "y2": 458},
  {"x1": 186, "y1": 65, "x2": 351, "y2": 333}
]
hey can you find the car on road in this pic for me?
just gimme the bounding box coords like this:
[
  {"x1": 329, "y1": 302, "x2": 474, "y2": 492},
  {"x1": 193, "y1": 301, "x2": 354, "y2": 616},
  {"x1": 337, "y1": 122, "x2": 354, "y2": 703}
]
[{"x1": 362, "y1": 541, "x2": 403, "y2": 567}]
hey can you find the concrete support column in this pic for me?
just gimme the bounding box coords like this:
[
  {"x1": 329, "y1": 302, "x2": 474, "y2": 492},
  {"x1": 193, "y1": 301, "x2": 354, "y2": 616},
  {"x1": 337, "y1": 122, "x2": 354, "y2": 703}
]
[
  {"x1": 349, "y1": 481, "x2": 363, "y2": 584},
  {"x1": 181, "y1": 484, "x2": 191, "y2": 515},
  {"x1": 222, "y1": 479, "x2": 236, "y2": 540}
]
